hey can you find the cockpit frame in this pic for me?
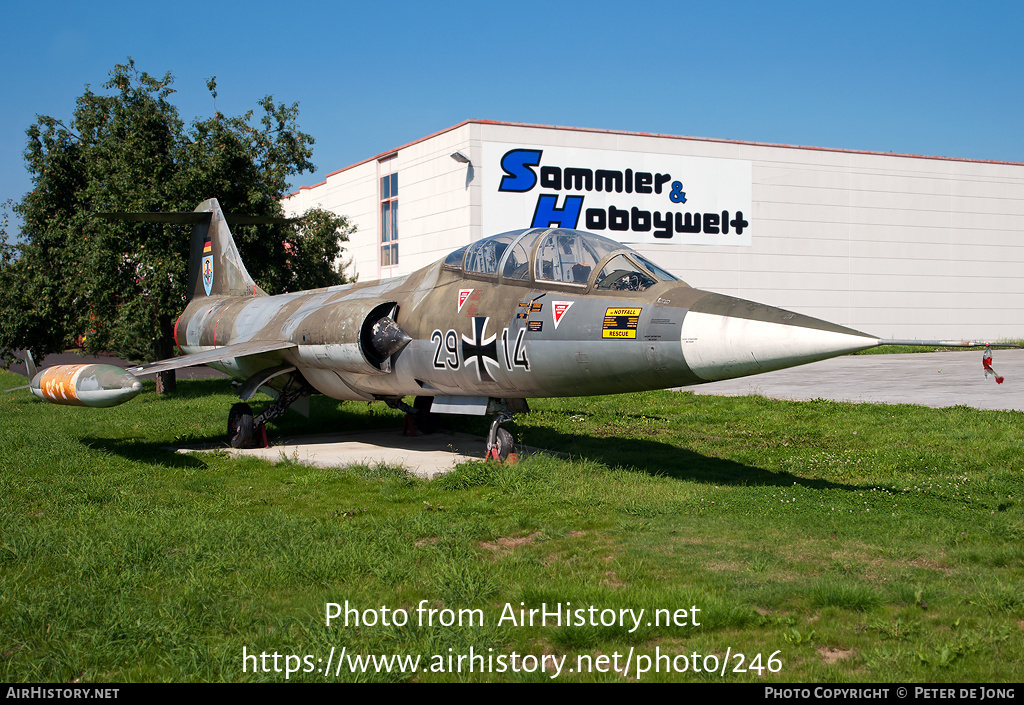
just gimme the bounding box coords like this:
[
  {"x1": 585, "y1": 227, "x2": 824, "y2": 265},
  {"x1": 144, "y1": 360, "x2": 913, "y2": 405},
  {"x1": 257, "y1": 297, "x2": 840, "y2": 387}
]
[{"x1": 441, "y1": 227, "x2": 684, "y2": 293}]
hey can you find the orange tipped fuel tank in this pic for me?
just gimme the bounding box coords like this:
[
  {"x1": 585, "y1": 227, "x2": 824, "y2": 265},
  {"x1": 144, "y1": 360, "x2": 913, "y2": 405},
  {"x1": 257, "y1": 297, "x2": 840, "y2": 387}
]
[{"x1": 30, "y1": 364, "x2": 143, "y2": 408}]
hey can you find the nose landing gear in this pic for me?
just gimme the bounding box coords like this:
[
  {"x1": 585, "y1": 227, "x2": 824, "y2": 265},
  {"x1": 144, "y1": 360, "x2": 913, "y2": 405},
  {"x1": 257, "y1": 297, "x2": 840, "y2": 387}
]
[{"x1": 486, "y1": 410, "x2": 517, "y2": 463}]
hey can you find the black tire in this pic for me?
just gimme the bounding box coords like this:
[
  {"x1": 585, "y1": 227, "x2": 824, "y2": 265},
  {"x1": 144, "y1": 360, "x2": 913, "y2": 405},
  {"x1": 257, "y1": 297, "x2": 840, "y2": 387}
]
[
  {"x1": 413, "y1": 396, "x2": 438, "y2": 434},
  {"x1": 494, "y1": 427, "x2": 514, "y2": 461},
  {"x1": 228, "y1": 403, "x2": 254, "y2": 448}
]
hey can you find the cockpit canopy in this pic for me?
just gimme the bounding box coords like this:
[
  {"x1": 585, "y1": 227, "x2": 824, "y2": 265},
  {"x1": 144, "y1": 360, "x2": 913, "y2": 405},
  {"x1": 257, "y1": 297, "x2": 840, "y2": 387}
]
[{"x1": 443, "y1": 228, "x2": 684, "y2": 292}]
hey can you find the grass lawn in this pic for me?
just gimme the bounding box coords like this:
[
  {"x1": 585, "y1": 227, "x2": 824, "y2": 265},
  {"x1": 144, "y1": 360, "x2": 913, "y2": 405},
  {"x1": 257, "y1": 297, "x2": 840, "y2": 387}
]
[{"x1": 1, "y1": 369, "x2": 1022, "y2": 682}]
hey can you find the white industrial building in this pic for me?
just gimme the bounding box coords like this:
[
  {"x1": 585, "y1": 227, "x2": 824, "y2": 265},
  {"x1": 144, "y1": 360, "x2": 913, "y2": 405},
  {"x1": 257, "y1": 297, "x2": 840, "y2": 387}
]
[{"x1": 282, "y1": 120, "x2": 1024, "y2": 341}]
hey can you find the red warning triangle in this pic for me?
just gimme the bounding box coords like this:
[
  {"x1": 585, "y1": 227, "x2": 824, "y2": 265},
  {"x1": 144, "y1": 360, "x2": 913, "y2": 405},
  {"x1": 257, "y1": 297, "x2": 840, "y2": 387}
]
[{"x1": 553, "y1": 301, "x2": 573, "y2": 328}]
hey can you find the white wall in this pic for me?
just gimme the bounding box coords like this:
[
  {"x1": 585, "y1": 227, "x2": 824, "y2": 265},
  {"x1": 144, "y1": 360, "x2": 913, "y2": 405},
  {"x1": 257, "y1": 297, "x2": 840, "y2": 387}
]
[
  {"x1": 286, "y1": 121, "x2": 1024, "y2": 341},
  {"x1": 472, "y1": 123, "x2": 1024, "y2": 340},
  {"x1": 283, "y1": 123, "x2": 479, "y2": 282},
  {"x1": 283, "y1": 159, "x2": 379, "y2": 283},
  {"x1": 386, "y1": 123, "x2": 478, "y2": 273}
]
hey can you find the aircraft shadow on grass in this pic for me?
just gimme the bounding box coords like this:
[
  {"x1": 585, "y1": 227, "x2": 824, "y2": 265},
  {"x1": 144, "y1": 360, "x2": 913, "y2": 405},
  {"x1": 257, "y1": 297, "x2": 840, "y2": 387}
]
[
  {"x1": 511, "y1": 427, "x2": 863, "y2": 492},
  {"x1": 83, "y1": 402, "x2": 864, "y2": 495},
  {"x1": 81, "y1": 436, "x2": 209, "y2": 471}
]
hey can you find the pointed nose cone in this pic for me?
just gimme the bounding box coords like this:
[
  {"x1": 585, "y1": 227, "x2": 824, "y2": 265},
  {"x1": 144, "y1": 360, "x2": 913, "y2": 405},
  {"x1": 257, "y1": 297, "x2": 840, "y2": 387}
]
[{"x1": 681, "y1": 293, "x2": 879, "y2": 383}]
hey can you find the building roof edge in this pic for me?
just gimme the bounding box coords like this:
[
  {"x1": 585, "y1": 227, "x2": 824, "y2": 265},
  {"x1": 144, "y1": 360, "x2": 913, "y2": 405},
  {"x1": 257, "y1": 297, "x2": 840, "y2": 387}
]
[{"x1": 284, "y1": 119, "x2": 1024, "y2": 198}]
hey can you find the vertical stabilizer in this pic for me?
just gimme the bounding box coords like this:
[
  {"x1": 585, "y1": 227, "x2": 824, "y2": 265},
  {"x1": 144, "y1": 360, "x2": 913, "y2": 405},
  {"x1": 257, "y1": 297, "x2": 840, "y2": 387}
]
[{"x1": 187, "y1": 198, "x2": 265, "y2": 301}]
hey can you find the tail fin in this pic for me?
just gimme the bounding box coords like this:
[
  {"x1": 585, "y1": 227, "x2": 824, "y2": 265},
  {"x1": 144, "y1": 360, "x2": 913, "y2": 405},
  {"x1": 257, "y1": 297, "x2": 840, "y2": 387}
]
[{"x1": 187, "y1": 198, "x2": 265, "y2": 301}]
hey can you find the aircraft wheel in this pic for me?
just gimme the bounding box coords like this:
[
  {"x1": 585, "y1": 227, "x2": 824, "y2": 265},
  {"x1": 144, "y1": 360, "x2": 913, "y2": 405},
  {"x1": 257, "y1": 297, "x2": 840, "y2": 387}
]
[
  {"x1": 493, "y1": 427, "x2": 514, "y2": 462},
  {"x1": 228, "y1": 403, "x2": 255, "y2": 448}
]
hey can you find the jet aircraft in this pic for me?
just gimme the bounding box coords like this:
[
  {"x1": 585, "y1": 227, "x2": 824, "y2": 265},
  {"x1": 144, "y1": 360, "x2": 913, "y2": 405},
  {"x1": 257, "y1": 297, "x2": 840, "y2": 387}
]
[{"x1": 21, "y1": 198, "x2": 991, "y2": 460}]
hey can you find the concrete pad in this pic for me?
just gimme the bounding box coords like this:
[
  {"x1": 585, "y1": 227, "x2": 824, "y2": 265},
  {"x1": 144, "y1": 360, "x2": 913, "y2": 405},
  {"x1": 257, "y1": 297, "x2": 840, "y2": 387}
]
[
  {"x1": 676, "y1": 349, "x2": 1024, "y2": 412},
  {"x1": 180, "y1": 430, "x2": 494, "y2": 479}
]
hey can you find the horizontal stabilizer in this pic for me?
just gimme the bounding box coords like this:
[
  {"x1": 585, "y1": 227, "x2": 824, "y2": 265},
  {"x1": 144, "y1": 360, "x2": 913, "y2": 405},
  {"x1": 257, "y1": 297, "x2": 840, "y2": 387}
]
[
  {"x1": 126, "y1": 340, "x2": 297, "y2": 377},
  {"x1": 97, "y1": 212, "x2": 294, "y2": 225}
]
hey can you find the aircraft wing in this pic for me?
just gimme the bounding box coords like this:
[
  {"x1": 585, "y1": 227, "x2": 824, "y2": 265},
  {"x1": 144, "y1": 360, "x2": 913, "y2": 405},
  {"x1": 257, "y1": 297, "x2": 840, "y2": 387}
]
[
  {"x1": 125, "y1": 340, "x2": 297, "y2": 377},
  {"x1": 877, "y1": 339, "x2": 1020, "y2": 348}
]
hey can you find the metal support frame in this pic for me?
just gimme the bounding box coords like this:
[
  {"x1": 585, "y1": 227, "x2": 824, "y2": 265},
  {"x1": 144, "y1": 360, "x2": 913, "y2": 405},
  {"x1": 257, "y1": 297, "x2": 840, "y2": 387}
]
[
  {"x1": 252, "y1": 372, "x2": 314, "y2": 427},
  {"x1": 382, "y1": 396, "x2": 417, "y2": 415}
]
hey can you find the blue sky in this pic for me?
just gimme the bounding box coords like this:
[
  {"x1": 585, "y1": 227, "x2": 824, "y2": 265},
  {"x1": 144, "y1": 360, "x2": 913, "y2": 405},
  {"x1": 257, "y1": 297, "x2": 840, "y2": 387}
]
[{"x1": 2, "y1": 0, "x2": 1022, "y2": 225}]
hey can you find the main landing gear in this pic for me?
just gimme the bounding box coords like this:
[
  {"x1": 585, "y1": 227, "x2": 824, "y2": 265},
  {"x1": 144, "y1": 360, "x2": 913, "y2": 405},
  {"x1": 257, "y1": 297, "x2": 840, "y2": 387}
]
[
  {"x1": 227, "y1": 371, "x2": 313, "y2": 448},
  {"x1": 227, "y1": 402, "x2": 258, "y2": 449}
]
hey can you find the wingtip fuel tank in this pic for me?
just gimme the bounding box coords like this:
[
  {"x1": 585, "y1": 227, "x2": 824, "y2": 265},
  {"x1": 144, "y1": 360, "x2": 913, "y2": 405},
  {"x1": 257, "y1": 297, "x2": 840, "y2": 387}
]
[{"x1": 30, "y1": 364, "x2": 143, "y2": 408}]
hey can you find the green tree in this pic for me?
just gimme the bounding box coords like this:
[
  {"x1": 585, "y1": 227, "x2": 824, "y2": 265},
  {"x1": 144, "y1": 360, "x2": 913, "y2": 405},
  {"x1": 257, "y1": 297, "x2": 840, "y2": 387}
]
[{"x1": 1, "y1": 60, "x2": 353, "y2": 392}]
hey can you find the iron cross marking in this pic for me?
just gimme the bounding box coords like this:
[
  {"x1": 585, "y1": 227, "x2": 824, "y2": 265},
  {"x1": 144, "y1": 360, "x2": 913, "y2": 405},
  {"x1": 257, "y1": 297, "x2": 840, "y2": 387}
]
[{"x1": 461, "y1": 316, "x2": 499, "y2": 382}]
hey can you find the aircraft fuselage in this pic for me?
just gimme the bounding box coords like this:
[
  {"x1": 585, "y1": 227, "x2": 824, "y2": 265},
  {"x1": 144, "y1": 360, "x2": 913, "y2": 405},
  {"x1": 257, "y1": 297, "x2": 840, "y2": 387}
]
[{"x1": 174, "y1": 258, "x2": 876, "y2": 403}]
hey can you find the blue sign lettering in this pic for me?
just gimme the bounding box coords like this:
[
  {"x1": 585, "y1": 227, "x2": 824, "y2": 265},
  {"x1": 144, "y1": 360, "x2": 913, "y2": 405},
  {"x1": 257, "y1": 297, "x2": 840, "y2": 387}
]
[
  {"x1": 498, "y1": 149, "x2": 542, "y2": 192},
  {"x1": 531, "y1": 194, "x2": 584, "y2": 229}
]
